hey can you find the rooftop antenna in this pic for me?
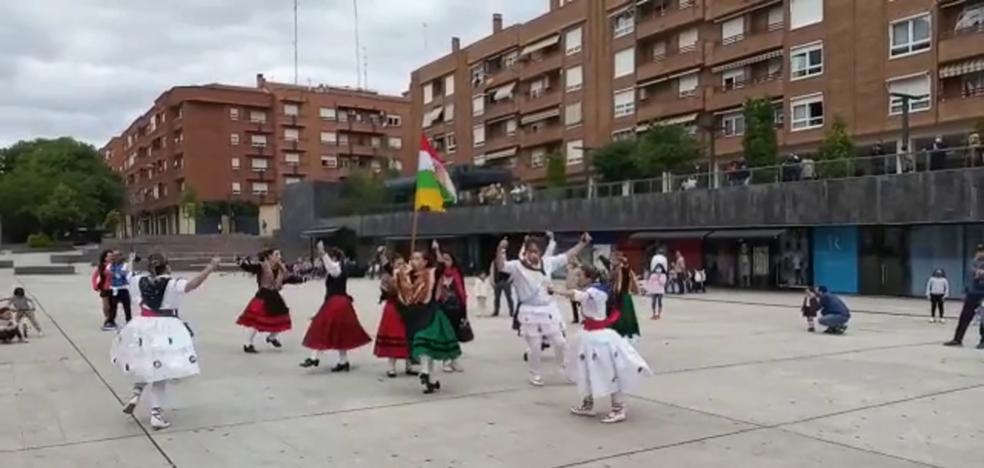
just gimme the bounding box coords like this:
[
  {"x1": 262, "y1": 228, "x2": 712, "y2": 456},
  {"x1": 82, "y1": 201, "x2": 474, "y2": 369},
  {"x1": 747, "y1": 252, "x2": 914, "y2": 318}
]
[
  {"x1": 293, "y1": 0, "x2": 299, "y2": 85},
  {"x1": 362, "y1": 46, "x2": 369, "y2": 90},
  {"x1": 353, "y1": 0, "x2": 363, "y2": 88},
  {"x1": 423, "y1": 22, "x2": 429, "y2": 53}
]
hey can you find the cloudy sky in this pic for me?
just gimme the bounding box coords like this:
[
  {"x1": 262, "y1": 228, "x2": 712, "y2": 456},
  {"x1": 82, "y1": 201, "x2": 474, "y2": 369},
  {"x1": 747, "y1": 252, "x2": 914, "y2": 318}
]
[{"x1": 0, "y1": 0, "x2": 545, "y2": 148}]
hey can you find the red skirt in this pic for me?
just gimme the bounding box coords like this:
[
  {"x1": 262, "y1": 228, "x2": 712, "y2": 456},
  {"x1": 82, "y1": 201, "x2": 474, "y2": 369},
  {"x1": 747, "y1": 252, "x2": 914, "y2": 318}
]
[
  {"x1": 374, "y1": 300, "x2": 409, "y2": 359},
  {"x1": 302, "y1": 295, "x2": 372, "y2": 351},
  {"x1": 236, "y1": 297, "x2": 292, "y2": 333}
]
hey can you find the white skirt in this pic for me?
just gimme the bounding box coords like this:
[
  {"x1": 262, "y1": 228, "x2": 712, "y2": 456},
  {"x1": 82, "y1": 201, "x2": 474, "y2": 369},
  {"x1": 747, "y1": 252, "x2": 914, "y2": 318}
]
[
  {"x1": 567, "y1": 328, "x2": 652, "y2": 399},
  {"x1": 110, "y1": 316, "x2": 200, "y2": 384},
  {"x1": 518, "y1": 302, "x2": 566, "y2": 338}
]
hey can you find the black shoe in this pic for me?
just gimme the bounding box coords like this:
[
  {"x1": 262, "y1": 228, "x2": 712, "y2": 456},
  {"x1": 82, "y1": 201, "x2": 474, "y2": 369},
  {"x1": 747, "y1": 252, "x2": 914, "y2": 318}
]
[
  {"x1": 977, "y1": 342, "x2": 984, "y2": 350},
  {"x1": 330, "y1": 362, "x2": 351, "y2": 373},
  {"x1": 404, "y1": 368, "x2": 419, "y2": 376},
  {"x1": 266, "y1": 336, "x2": 282, "y2": 348},
  {"x1": 243, "y1": 345, "x2": 259, "y2": 354},
  {"x1": 808, "y1": 327, "x2": 816, "y2": 333},
  {"x1": 386, "y1": 370, "x2": 398, "y2": 378},
  {"x1": 299, "y1": 358, "x2": 320, "y2": 368},
  {"x1": 420, "y1": 374, "x2": 434, "y2": 393},
  {"x1": 523, "y1": 352, "x2": 528, "y2": 362},
  {"x1": 943, "y1": 340, "x2": 962, "y2": 347}
]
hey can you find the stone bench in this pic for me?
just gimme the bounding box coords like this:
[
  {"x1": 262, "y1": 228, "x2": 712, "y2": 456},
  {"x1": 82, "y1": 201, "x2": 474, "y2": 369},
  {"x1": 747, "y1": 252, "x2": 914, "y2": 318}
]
[
  {"x1": 14, "y1": 265, "x2": 76, "y2": 275},
  {"x1": 50, "y1": 254, "x2": 88, "y2": 264},
  {"x1": 0, "y1": 260, "x2": 13, "y2": 269}
]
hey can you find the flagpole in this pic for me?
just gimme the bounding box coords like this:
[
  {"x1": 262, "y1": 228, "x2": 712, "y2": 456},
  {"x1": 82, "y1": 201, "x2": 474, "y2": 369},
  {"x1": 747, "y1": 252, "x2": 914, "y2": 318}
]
[{"x1": 410, "y1": 207, "x2": 419, "y2": 255}]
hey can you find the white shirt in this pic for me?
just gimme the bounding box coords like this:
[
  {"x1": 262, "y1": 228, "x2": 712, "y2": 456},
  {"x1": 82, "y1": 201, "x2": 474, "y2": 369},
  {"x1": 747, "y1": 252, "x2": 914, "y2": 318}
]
[
  {"x1": 502, "y1": 253, "x2": 567, "y2": 307},
  {"x1": 572, "y1": 286, "x2": 608, "y2": 321},
  {"x1": 321, "y1": 255, "x2": 342, "y2": 277},
  {"x1": 131, "y1": 274, "x2": 189, "y2": 311},
  {"x1": 649, "y1": 254, "x2": 668, "y2": 274}
]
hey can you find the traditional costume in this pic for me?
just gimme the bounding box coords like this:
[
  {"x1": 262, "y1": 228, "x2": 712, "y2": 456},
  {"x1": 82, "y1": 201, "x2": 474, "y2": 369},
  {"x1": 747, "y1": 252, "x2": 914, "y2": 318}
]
[
  {"x1": 236, "y1": 260, "x2": 301, "y2": 353},
  {"x1": 300, "y1": 253, "x2": 371, "y2": 371},
  {"x1": 610, "y1": 263, "x2": 641, "y2": 339},
  {"x1": 435, "y1": 264, "x2": 473, "y2": 372},
  {"x1": 397, "y1": 267, "x2": 461, "y2": 393},
  {"x1": 568, "y1": 283, "x2": 651, "y2": 423},
  {"x1": 373, "y1": 271, "x2": 415, "y2": 377}
]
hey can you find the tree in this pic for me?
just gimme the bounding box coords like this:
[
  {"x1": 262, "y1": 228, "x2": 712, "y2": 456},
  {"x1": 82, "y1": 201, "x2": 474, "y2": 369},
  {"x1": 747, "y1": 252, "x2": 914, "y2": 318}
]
[
  {"x1": 35, "y1": 183, "x2": 85, "y2": 237},
  {"x1": 633, "y1": 125, "x2": 699, "y2": 177},
  {"x1": 338, "y1": 169, "x2": 388, "y2": 215},
  {"x1": 591, "y1": 139, "x2": 638, "y2": 182},
  {"x1": 817, "y1": 116, "x2": 856, "y2": 178},
  {"x1": 546, "y1": 151, "x2": 567, "y2": 187},
  {"x1": 742, "y1": 98, "x2": 779, "y2": 183},
  {"x1": 179, "y1": 188, "x2": 201, "y2": 220},
  {"x1": 103, "y1": 209, "x2": 122, "y2": 234}
]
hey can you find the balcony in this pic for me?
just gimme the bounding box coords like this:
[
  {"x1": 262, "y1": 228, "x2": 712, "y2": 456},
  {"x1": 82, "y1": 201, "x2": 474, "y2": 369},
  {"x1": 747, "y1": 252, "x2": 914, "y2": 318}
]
[
  {"x1": 520, "y1": 53, "x2": 563, "y2": 80},
  {"x1": 520, "y1": 123, "x2": 564, "y2": 148},
  {"x1": 939, "y1": 24, "x2": 984, "y2": 64},
  {"x1": 707, "y1": 0, "x2": 774, "y2": 20},
  {"x1": 637, "y1": 1, "x2": 704, "y2": 40},
  {"x1": 483, "y1": 133, "x2": 520, "y2": 153},
  {"x1": 938, "y1": 87, "x2": 984, "y2": 124},
  {"x1": 637, "y1": 91, "x2": 704, "y2": 122},
  {"x1": 637, "y1": 45, "x2": 704, "y2": 82},
  {"x1": 279, "y1": 114, "x2": 306, "y2": 127},
  {"x1": 483, "y1": 65, "x2": 519, "y2": 91},
  {"x1": 345, "y1": 117, "x2": 381, "y2": 134},
  {"x1": 706, "y1": 24, "x2": 784, "y2": 66},
  {"x1": 521, "y1": 88, "x2": 562, "y2": 113},
  {"x1": 282, "y1": 138, "x2": 308, "y2": 152},
  {"x1": 247, "y1": 144, "x2": 271, "y2": 157},
  {"x1": 484, "y1": 98, "x2": 519, "y2": 122},
  {"x1": 349, "y1": 144, "x2": 382, "y2": 157},
  {"x1": 707, "y1": 72, "x2": 784, "y2": 110},
  {"x1": 245, "y1": 120, "x2": 273, "y2": 134}
]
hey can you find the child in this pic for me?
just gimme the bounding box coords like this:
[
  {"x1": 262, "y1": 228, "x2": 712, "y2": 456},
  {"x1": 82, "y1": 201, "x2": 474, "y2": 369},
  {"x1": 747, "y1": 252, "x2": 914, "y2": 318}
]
[
  {"x1": 801, "y1": 287, "x2": 820, "y2": 332},
  {"x1": 1, "y1": 287, "x2": 42, "y2": 337},
  {"x1": 0, "y1": 307, "x2": 25, "y2": 343},
  {"x1": 925, "y1": 269, "x2": 949, "y2": 324},
  {"x1": 693, "y1": 268, "x2": 707, "y2": 293},
  {"x1": 645, "y1": 265, "x2": 667, "y2": 320},
  {"x1": 473, "y1": 272, "x2": 491, "y2": 315}
]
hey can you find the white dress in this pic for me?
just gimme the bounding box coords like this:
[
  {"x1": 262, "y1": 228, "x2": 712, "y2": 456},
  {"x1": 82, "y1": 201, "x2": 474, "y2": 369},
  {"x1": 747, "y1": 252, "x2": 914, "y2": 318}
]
[
  {"x1": 503, "y1": 252, "x2": 567, "y2": 339},
  {"x1": 567, "y1": 286, "x2": 651, "y2": 399},
  {"x1": 110, "y1": 275, "x2": 200, "y2": 384}
]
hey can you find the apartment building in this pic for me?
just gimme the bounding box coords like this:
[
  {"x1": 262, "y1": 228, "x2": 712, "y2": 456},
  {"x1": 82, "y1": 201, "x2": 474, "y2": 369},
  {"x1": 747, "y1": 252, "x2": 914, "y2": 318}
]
[
  {"x1": 101, "y1": 74, "x2": 411, "y2": 237},
  {"x1": 410, "y1": 0, "x2": 984, "y2": 184}
]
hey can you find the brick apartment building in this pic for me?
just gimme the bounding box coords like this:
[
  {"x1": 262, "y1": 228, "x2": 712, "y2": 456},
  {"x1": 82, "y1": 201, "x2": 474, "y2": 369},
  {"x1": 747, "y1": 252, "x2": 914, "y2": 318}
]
[
  {"x1": 410, "y1": 0, "x2": 984, "y2": 184},
  {"x1": 101, "y1": 74, "x2": 411, "y2": 237}
]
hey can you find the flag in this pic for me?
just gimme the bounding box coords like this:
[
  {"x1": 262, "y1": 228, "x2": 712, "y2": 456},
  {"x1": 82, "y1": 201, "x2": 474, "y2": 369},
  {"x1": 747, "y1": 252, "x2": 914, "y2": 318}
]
[{"x1": 415, "y1": 135, "x2": 457, "y2": 212}]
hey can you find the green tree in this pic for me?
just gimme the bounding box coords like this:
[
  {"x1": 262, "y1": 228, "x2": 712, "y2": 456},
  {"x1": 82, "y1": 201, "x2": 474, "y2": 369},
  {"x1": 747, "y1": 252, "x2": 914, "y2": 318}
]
[
  {"x1": 632, "y1": 125, "x2": 699, "y2": 177},
  {"x1": 742, "y1": 98, "x2": 779, "y2": 183},
  {"x1": 179, "y1": 188, "x2": 201, "y2": 220},
  {"x1": 35, "y1": 183, "x2": 85, "y2": 237},
  {"x1": 338, "y1": 169, "x2": 388, "y2": 215},
  {"x1": 103, "y1": 209, "x2": 122, "y2": 233},
  {"x1": 546, "y1": 151, "x2": 567, "y2": 187},
  {"x1": 817, "y1": 116, "x2": 856, "y2": 178},
  {"x1": 591, "y1": 139, "x2": 638, "y2": 182}
]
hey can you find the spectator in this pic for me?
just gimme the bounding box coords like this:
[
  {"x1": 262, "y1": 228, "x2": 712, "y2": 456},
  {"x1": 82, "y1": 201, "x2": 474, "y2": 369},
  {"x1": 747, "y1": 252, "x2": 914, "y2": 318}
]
[
  {"x1": 870, "y1": 142, "x2": 887, "y2": 175},
  {"x1": 725, "y1": 161, "x2": 738, "y2": 187},
  {"x1": 680, "y1": 176, "x2": 697, "y2": 191},
  {"x1": 801, "y1": 156, "x2": 816, "y2": 180},
  {"x1": 929, "y1": 136, "x2": 947, "y2": 171},
  {"x1": 736, "y1": 158, "x2": 751, "y2": 186},
  {"x1": 944, "y1": 244, "x2": 984, "y2": 349},
  {"x1": 781, "y1": 153, "x2": 802, "y2": 182},
  {"x1": 672, "y1": 251, "x2": 687, "y2": 295},
  {"x1": 969, "y1": 132, "x2": 982, "y2": 167},
  {"x1": 817, "y1": 286, "x2": 851, "y2": 335},
  {"x1": 510, "y1": 185, "x2": 525, "y2": 204},
  {"x1": 649, "y1": 248, "x2": 668, "y2": 276}
]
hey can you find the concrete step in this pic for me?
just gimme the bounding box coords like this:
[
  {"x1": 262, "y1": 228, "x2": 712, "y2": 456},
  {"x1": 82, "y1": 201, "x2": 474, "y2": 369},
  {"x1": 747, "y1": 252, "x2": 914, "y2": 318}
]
[
  {"x1": 50, "y1": 254, "x2": 88, "y2": 264},
  {"x1": 0, "y1": 260, "x2": 13, "y2": 269},
  {"x1": 14, "y1": 265, "x2": 76, "y2": 275}
]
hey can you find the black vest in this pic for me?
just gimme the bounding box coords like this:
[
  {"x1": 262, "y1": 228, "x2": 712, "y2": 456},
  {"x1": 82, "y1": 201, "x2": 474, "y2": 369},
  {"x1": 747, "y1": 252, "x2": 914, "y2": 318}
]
[{"x1": 325, "y1": 272, "x2": 348, "y2": 299}]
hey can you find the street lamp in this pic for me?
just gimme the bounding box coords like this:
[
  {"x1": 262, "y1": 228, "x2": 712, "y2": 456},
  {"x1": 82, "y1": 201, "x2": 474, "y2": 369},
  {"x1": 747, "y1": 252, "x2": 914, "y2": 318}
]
[{"x1": 889, "y1": 92, "x2": 929, "y2": 173}]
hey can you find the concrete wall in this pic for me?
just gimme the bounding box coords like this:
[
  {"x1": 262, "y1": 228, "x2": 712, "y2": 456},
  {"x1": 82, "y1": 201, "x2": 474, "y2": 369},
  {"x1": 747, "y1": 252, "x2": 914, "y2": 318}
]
[{"x1": 292, "y1": 168, "x2": 984, "y2": 239}]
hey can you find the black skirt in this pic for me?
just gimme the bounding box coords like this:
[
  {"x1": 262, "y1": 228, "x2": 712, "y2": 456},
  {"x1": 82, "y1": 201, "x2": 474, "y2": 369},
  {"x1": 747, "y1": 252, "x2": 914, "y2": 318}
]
[
  {"x1": 440, "y1": 299, "x2": 474, "y2": 343},
  {"x1": 398, "y1": 303, "x2": 437, "y2": 344},
  {"x1": 256, "y1": 288, "x2": 290, "y2": 316}
]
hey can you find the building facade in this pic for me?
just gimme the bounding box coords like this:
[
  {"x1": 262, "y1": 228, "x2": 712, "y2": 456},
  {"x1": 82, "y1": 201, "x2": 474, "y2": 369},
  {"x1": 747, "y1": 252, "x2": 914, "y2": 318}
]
[
  {"x1": 410, "y1": 0, "x2": 984, "y2": 184},
  {"x1": 101, "y1": 75, "x2": 411, "y2": 237}
]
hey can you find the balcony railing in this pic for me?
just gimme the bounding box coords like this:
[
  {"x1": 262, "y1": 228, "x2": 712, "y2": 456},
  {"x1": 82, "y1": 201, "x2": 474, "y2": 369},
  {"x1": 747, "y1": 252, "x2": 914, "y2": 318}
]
[
  {"x1": 941, "y1": 23, "x2": 984, "y2": 39},
  {"x1": 715, "y1": 71, "x2": 783, "y2": 92}
]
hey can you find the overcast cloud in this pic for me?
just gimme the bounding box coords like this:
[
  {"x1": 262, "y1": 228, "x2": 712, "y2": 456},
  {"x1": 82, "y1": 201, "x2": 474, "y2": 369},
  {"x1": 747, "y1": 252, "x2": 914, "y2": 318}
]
[{"x1": 0, "y1": 0, "x2": 545, "y2": 147}]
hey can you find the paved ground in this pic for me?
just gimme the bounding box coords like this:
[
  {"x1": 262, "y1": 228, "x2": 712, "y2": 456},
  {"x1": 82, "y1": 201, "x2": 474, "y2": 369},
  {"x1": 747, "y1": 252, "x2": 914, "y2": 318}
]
[{"x1": 2, "y1": 270, "x2": 983, "y2": 468}]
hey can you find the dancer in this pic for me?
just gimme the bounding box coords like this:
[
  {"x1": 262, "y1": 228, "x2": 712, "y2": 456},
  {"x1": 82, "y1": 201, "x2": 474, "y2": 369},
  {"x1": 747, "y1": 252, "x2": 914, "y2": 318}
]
[
  {"x1": 646, "y1": 264, "x2": 667, "y2": 320},
  {"x1": 565, "y1": 260, "x2": 582, "y2": 324},
  {"x1": 515, "y1": 233, "x2": 561, "y2": 362},
  {"x1": 107, "y1": 251, "x2": 136, "y2": 326},
  {"x1": 373, "y1": 254, "x2": 417, "y2": 377},
  {"x1": 111, "y1": 254, "x2": 220, "y2": 430},
  {"x1": 92, "y1": 249, "x2": 115, "y2": 330},
  {"x1": 553, "y1": 264, "x2": 651, "y2": 423},
  {"x1": 433, "y1": 241, "x2": 472, "y2": 373},
  {"x1": 300, "y1": 242, "x2": 371, "y2": 371},
  {"x1": 498, "y1": 232, "x2": 591, "y2": 387},
  {"x1": 397, "y1": 249, "x2": 461, "y2": 393},
  {"x1": 609, "y1": 252, "x2": 641, "y2": 340},
  {"x1": 0, "y1": 307, "x2": 26, "y2": 343},
  {"x1": 236, "y1": 248, "x2": 303, "y2": 353}
]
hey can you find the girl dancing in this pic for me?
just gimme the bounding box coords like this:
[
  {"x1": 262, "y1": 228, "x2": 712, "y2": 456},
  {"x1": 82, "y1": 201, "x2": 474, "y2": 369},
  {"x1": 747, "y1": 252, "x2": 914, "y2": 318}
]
[
  {"x1": 609, "y1": 252, "x2": 641, "y2": 340},
  {"x1": 373, "y1": 254, "x2": 417, "y2": 377},
  {"x1": 433, "y1": 241, "x2": 473, "y2": 373},
  {"x1": 236, "y1": 248, "x2": 303, "y2": 353}
]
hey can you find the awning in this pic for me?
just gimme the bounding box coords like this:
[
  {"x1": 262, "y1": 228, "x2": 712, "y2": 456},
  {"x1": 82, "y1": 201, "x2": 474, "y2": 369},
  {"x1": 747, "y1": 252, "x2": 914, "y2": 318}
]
[
  {"x1": 492, "y1": 82, "x2": 517, "y2": 101},
  {"x1": 939, "y1": 58, "x2": 984, "y2": 78},
  {"x1": 637, "y1": 76, "x2": 670, "y2": 88},
  {"x1": 422, "y1": 107, "x2": 444, "y2": 126},
  {"x1": 711, "y1": 49, "x2": 784, "y2": 73},
  {"x1": 484, "y1": 146, "x2": 518, "y2": 161},
  {"x1": 521, "y1": 108, "x2": 561, "y2": 125},
  {"x1": 636, "y1": 113, "x2": 699, "y2": 132},
  {"x1": 706, "y1": 229, "x2": 786, "y2": 240},
  {"x1": 668, "y1": 68, "x2": 701, "y2": 80},
  {"x1": 520, "y1": 34, "x2": 560, "y2": 56},
  {"x1": 629, "y1": 230, "x2": 711, "y2": 240},
  {"x1": 301, "y1": 226, "x2": 344, "y2": 238}
]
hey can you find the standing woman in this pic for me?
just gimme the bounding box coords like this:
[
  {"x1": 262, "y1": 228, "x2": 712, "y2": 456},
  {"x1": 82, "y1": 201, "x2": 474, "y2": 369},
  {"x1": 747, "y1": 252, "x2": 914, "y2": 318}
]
[
  {"x1": 92, "y1": 249, "x2": 115, "y2": 330},
  {"x1": 433, "y1": 241, "x2": 472, "y2": 373},
  {"x1": 397, "y1": 249, "x2": 461, "y2": 394},
  {"x1": 236, "y1": 248, "x2": 303, "y2": 353},
  {"x1": 373, "y1": 254, "x2": 416, "y2": 377},
  {"x1": 300, "y1": 242, "x2": 371, "y2": 371},
  {"x1": 111, "y1": 254, "x2": 220, "y2": 430},
  {"x1": 609, "y1": 252, "x2": 641, "y2": 340}
]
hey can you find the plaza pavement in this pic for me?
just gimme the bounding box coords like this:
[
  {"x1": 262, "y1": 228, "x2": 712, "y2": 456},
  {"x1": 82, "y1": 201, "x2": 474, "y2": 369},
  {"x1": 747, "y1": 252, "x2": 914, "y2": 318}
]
[{"x1": 2, "y1": 269, "x2": 983, "y2": 467}]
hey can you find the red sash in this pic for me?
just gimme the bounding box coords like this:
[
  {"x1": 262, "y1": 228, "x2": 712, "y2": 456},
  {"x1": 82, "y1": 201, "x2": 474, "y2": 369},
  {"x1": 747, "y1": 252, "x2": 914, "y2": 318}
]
[{"x1": 583, "y1": 309, "x2": 621, "y2": 331}]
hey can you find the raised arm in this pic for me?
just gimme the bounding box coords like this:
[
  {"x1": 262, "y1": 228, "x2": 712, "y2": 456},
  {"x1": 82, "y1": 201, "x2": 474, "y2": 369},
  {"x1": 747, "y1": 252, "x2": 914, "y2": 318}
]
[
  {"x1": 544, "y1": 231, "x2": 557, "y2": 257},
  {"x1": 562, "y1": 232, "x2": 592, "y2": 261},
  {"x1": 184, "y1": 257, "x2": 221, "y2": 293}
]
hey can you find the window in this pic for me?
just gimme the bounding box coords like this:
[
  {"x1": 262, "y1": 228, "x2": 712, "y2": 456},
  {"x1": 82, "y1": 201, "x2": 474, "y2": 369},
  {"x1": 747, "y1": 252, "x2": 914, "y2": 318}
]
[
  {"x1": 614, "y1": 89, "x2": 636, "y2": 118},
  {"x1": 678, "y1": 27, "x2": 698, "y2": 51},
  {"x1": 529, "y1": 76, "x2": 550, "y2": 98},
  {"x1": 473, "y1": 125, "x2": 486, "y2": 147},
  {"x1": 285, "y1": 152, "x2": 300, "y2": 164},
  {"x1": 285, "y1": 177, "x2": 301, "y2": 185},
  {"x1": 612, "y1": 128, "x2": 634, "y2": 141},
  {"x1": 566, "y1": 26, "x2": 583, "y2": 55},
  {"x1": 231, "y1": 182, "x2": 241, "y2": 194},
  {"x1": 614, "y1": 48, "x2": 635, "y2": 78},
  {"x1": 338, "y1": 111, "x2": 348, "y2": 122},
  {"x1": 251, "y1": 158, "x2": 268, "y2": 171},
  {"x1": 230, "y1": 133, "x2": 240, "y2": 145},
  {"x1": 389, "y1": 137, "x2": 403, "y2": 150},
  {"x1": 566, "y1": 66, "x2": 583, "y2": 92},
  {"x1": 444, "y1": 103, "x2": 455, "y2": 122},
  {"x1": 890, "y1": 14, "x2": 931, "y2": 58},
  {"x1": 473, "y1": 95, "x2": 485, "y2": 116},
  {"x1": 250, "y1": 135, "x2": 267, "y2": 147},
  {"x1": 791, "y1": 94, "x2": 824, "y2": 130},
  {"x1": 613, "y1": 10, "x2": 635, "y2": 38},
  {"x1": 565, "y1": 102, "x2": 582, "y2": 126},
  {"x1": 229, "y1": 108, "x2": 240, "y2": 120},
  {"x1": 566, "y1": 140, "x2": 584, "y2": 166},
  {"x1": 888, "y1": 74, "x2": 931, "y2": 114},
  {"x1": 284, "y1": 103, "x2": 299, "y2": 116},
  {"x1": 768, "y1": 5, "x2": 784, "y2": 28},
  {"x1": 320, "y1": 107, "x2": 337, "y2": 120},
  {"x1": 231, "y1": 157, "x2": 240, "y2": 169},
  {"x1": 506, "y1": 119, "x2": 518, "y2": 136},
  {"x1": 370, "y1": 137, "x2": 382, "y2": 148},
  {"x1": 250, "y1": 110, "x2": 266, "y2": 123},
  {"x1": 321, "y1": 131, "x2": 337, "y2": 144},
  {"x1": 338, "y1": 133, "x2": 349, "y2": 145},
  {"x1": 722, "y1": 17, "x2": 745, "y2": 44},
  {"x1": 423, "y1": 82, "x2": 434, "y2": 104},
  {"x1": 504, "y1": 50, "x2": 519, "y2": 69},
  {"x1": 790, "y1": 0, "x2": 823, "y2": 29},
  {"x1": 321, "y1": 155, "x2": 338, "y2": 168},
  {"x1": 471, "y1": 65, "x2": 486, "y2": 87},
  {"x1": 791, "y1": 42, "x2": 823, "y2": 79},
  {"x1": 385, "y1": 115, "x2": 402, "y2": 127},
  {"x1": 723, "y1": 69, "x2": 746, "y2": 90},
  {"x1": 531, "y1": 148, "x2": 546, "y2": 169},
  {"x1": 252, "y1": 182, "x2": 269, "y2": 195},
  {"x1": 721, "y1": 111, "x2": 745, "y2": 136},
  {"x1": 284, "y1": 128, "x2": 300, "y2": 141},
  {"x1": 444, "y1": 74, "x2": 455, "y2": 97},
  {"x1": 678, "y1": 73, "x2": 699, "y2": 97},
  {"x1": 446, "y1": 133, "x2": 457, "y2": 152}
]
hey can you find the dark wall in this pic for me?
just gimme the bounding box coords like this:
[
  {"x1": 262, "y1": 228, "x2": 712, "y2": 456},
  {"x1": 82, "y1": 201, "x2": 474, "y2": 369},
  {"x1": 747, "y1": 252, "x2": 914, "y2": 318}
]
[{"x1": 294, "y1": 168, "x2": 984, "y2": 238}]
